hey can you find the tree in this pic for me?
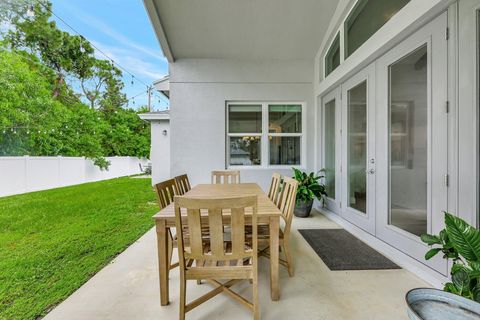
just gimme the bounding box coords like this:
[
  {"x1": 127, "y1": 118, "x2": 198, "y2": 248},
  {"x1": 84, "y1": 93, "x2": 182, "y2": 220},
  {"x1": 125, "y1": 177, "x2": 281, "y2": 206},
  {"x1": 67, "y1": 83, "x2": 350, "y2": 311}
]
[
  {"x1": 0, "y1": 1, "x2": 152, "y2": 168},
  {"x1": 4, "y1": 1, "x2": 125, "y2": 108},
  {"x1": 0, "y1": 50, "x2": 106, "y2": 167}
]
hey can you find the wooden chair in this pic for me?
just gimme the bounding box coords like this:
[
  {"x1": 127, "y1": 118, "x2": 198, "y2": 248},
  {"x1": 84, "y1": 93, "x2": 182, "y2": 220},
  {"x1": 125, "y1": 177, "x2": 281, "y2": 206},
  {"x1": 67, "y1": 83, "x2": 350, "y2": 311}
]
[
  {"x1": 154, "y1": 179, "x2": 178, "y2": 209},
  {"x1": 211, "y1": 170, "x2": 241, "y2": 184},
  {"x1": 248, "y1": 177, "x2": 298, "y2": 277},
  {"x1": 174, "y1": 195, "x2": 259, "y2": 320},
  {"x1": 154, "y1": 179, "x2": 180, "y2": 270},
  {"x1": 267, "y1": 173, "x2": 282, "y2": 207},
  {"x1": 175, "y1": 174, "x2": 191, "y2": 196}
]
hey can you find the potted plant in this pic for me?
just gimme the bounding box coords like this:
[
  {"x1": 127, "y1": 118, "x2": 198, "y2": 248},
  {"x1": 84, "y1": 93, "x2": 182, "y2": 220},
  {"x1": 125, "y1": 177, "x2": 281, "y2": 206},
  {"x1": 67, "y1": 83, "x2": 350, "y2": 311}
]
[
  {"x1": 292, "y1": 168, "x2": 327, "y2": 218},
  {"x1": 421, "y1": 212, "x2": 480, "y2": 302}
]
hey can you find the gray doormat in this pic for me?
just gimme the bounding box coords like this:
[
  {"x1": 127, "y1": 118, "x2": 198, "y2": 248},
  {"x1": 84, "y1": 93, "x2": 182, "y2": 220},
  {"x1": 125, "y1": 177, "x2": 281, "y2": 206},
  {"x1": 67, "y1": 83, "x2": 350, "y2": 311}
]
[{"x1": 299, "y1": 229, "x2": 401, "y2": 270}]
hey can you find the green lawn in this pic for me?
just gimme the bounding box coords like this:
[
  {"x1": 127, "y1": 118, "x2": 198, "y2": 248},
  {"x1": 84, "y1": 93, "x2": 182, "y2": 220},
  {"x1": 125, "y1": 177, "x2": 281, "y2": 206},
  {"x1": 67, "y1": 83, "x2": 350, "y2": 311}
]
[{"x1": 0, "y1": 177, "x2": 158, "y2": 320}]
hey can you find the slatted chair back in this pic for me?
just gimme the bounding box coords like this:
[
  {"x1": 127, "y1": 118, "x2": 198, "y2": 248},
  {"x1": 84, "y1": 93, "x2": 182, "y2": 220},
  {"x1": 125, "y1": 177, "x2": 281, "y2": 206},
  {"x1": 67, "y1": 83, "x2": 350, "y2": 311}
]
[
  {"x1": 174, "y1": 195, "x2": 257, "y2": 270},
  {"x1": 211, "y1": 170, "x2": 241, "y2": 184},
  {"x1": 154, "y1": 179, "x2": 178, "y2": 209},
  {"x1": 175, "y1": 174, "x2": 191, "y2": 196},
  {"x1": 267, "y1": 173, "x2": 282, "y2": 206},
  {"x1": 278, "y1": 177, "x2": 299, "y2": 238}
]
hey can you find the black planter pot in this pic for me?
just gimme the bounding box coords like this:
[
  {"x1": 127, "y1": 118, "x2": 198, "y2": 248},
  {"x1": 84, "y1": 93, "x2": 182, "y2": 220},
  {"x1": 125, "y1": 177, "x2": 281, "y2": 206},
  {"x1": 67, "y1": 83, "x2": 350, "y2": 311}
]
[{"x1": 294, "y1": 199, "x2": 314, "y2": 218}]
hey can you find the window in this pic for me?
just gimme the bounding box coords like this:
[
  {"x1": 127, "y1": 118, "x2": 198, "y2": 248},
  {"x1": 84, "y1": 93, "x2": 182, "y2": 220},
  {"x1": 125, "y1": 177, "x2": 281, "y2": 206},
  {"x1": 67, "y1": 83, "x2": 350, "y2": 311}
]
[
  {"x1": 344, "y1": 0, "x2": 410, "y2": 58},
  {"x1": 325, "y1": 33, "x2": 340, "y2": 77},
  {"x1": 227, "y1": 105, "x2": 262, "y2": 166},
  {"x1": 227, "y1": 103, "x2": 304, "y2": 167},
  {"x1": 324, "y1": 99, "x2": 336, "y2": 199}
]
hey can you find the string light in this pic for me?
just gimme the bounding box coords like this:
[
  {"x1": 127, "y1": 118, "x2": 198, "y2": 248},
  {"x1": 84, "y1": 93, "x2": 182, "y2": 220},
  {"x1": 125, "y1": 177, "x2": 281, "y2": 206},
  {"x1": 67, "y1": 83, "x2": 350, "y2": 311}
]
[
  {"x1": 79, "y1": 36, "x2": 86, "y2": 53},
  {"x1": 26, "y1": 5, "x2": 35, "y2": 18}
]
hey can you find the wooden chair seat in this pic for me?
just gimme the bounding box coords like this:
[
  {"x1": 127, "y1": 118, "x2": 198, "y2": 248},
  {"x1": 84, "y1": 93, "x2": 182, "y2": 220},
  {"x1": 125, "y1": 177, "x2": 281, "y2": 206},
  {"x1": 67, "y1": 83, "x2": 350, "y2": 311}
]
[{"x1": 186, "y1": 242, "x2": 254, "y2": 270}]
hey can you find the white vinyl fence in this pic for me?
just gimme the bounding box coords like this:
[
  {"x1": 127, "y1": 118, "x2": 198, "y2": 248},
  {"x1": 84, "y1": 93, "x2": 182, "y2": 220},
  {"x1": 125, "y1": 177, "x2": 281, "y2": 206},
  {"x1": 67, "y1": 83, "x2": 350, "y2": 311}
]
[{"x1": 0, "y1": 156, "x2": 149, "y2": 197}]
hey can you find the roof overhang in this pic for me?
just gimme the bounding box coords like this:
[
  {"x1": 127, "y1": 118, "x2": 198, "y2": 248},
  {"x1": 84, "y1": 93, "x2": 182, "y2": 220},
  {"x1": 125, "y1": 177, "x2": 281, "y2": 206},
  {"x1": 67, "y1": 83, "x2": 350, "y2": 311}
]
[
  {"x1": 153, "y1": 75, "x2": 169, "y2": 98},
  {"x1": 143, "y1": 0, "x2": 175, "y2": 62},
  {"x1": 143, "y1": 0, "x2": 339, "y2": 61},
  {"x1": 138, "y1": 111, "x2": 170, "y2": 121}
]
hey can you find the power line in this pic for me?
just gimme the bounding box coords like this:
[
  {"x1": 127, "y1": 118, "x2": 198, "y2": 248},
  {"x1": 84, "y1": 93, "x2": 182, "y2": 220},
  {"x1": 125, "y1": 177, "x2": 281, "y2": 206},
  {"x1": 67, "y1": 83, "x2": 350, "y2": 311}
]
[
  {"x1": 1, "y1": 48, "x2": 155, "y2": 105},
  {"x1": 34, "y1": 0, "x2": 153, "y2": 90}
]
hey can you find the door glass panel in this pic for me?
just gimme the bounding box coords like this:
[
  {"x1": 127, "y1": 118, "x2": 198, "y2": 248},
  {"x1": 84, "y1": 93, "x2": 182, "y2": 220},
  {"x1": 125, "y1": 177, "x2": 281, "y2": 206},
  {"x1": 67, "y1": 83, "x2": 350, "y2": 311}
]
[
  {"x1": 347, "y1": 81, "x2": 367, "y2": 213},
  {"x1": 324, "y1": 99, "x2": 336, "y2": 199},
  {"x1": 389, "y1": 44, "x2": 428, "y2": 237}
]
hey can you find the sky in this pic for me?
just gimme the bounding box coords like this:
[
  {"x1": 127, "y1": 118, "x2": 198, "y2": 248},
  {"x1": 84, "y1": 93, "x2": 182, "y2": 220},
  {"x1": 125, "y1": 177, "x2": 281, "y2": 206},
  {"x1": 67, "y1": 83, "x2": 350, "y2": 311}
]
[{"x1": 49, "y1": 0, "x2": 169, "y2": 111}]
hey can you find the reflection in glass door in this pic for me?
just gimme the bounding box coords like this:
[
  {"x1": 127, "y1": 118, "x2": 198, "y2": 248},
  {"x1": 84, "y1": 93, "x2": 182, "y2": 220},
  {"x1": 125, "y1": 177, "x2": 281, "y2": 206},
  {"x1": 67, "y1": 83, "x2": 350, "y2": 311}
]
[
  {"x1": 348, "y1": 81, "x2": 367, "y2": 214},
  {"x1": 341, "y1": 65, "x2": 376, "y2": 234},
  {"x1": 321, "y1": 88, "x2": 342, "y2": 213},
  {"x1": 375, "y1": 12, "x2": 448, "y2": 275},
  {"x1": 324, "y1": 99, "x2": 336, "y2": 199},
  {"x1": 389, "y1": 44, "x2": 428, "y2": 237}
]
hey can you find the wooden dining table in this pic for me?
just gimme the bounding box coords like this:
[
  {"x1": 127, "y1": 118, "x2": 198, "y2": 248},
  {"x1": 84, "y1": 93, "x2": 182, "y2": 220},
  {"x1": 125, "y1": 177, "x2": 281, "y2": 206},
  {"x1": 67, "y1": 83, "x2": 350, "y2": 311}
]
[{"x1": 153, "y1": 183, "x2": 282, "y2": 306}]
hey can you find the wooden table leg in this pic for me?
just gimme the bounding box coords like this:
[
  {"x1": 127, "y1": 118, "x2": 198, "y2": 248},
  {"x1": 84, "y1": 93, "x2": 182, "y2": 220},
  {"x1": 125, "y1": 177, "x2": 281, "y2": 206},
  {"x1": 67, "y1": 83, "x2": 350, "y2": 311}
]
[
  {"x1": 156, "y1": 219, "x2": 170, "y2": 306},
  {"x1": 269, "y1": 216, "x2": 280, "y2": 301}
]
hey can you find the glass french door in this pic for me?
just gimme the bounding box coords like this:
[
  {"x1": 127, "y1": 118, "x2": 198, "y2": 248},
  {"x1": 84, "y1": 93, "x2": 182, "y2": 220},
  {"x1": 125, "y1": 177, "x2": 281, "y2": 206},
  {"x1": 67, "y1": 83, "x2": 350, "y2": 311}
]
[
  {"x1": 340, "y1": 64, "x2": 376, "y2": 235},
  {"x1": 375, "y1": 12, "x2": 448, "y2": 275},
  {"x1": 321, "y1": 88, "x2": 342, "y2": 213}
]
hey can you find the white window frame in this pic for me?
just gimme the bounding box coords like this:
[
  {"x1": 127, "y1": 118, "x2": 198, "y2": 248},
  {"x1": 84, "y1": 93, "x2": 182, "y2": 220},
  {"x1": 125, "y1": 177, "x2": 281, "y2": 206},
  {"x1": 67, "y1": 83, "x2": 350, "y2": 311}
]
[
  {"x1": 226, "y1": 101, "x2": 306, "y2": 169},
  {"x1": 321, "y1": 0, "x2": 410, "y2": 81}
]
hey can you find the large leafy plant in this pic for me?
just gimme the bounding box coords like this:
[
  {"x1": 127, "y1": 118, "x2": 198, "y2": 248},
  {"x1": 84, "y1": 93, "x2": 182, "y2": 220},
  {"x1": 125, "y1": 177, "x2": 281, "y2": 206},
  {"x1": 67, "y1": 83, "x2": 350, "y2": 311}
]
[
  {"x1": 421, "y1": 212, "x2": 480, "y2": 302},
  {"x1": 292, "y1": 168, "x2": 327, "y2": 204}
]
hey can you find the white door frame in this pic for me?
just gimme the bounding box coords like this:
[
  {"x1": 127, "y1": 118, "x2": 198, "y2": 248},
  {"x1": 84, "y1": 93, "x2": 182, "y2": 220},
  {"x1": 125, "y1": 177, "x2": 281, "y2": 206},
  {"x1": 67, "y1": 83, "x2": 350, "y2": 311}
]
[
  {"x1": 340, "y1": 63, "x2": 376, "y2": 235},
  {"x1": 321, "y1": 87, "x2": 342, "y2": 213},
  {"x1": 375, "y1": 12, "x2": 448, "y2": 275}
]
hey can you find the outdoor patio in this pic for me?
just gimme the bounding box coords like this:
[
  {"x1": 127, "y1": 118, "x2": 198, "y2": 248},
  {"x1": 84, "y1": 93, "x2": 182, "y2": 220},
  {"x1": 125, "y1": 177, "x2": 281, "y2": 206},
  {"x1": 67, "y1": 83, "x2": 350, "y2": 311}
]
[{"x1": 44, "y1": 211, "x2": 427, "y2": 320}]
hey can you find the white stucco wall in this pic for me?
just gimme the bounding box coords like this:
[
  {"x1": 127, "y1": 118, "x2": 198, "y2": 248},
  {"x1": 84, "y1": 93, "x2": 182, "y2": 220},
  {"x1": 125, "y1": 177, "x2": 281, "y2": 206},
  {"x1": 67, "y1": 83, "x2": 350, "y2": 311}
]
[
  {"x1": 169, "y1": 59, "x2": 314, "y2": 191},
  {"x1": 150, "y1": 120, "x2": 171, "y2": 184}
]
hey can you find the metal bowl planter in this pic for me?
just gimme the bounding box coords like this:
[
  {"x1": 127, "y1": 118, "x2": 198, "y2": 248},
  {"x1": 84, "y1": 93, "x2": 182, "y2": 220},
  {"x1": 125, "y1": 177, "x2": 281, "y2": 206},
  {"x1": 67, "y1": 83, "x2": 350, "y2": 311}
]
[
  {"x1": 406, "y1": 288, "x2": 480, "y2": 320},
  {"x1": 294, "y1": 199, "x2": 314, "y2": 218}
]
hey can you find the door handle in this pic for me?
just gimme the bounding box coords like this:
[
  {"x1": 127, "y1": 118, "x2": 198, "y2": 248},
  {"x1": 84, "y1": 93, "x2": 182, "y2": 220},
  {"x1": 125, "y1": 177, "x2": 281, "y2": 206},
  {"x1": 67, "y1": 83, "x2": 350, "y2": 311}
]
[{"x1": 365, "y1": 169, "x2": 375, "y2": 175}]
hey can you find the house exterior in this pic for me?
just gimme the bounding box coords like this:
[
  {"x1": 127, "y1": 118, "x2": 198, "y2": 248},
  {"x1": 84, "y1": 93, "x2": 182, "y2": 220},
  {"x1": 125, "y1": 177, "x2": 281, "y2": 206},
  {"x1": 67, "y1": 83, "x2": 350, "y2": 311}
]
[
  {"x1": 143, "y1": 0, "x2": 479, "y2": 287},
  {"x1": 138, "y1": 110, "x2": 170, "y2": 183}
]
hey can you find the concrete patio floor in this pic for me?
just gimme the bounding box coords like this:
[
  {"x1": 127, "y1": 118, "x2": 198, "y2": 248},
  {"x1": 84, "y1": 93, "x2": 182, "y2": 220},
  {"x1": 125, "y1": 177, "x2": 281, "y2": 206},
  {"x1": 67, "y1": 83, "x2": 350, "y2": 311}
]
[{"x1": 44, "y1": 211, "x2": 429, "y2": 320}]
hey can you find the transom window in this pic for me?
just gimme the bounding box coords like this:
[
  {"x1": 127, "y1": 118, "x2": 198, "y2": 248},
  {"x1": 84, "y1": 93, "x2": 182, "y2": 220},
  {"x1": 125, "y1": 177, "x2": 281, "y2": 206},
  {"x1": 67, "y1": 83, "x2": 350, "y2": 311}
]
[
  {"x1": 323, "y1": 0, "x2": 410, "y2": 78},
  {"x1": 227, "y1": 102, "x2": 304, "y2": 167},
  {"x1": 345, "y1": 0, "x2": 410, "y2": 58}
]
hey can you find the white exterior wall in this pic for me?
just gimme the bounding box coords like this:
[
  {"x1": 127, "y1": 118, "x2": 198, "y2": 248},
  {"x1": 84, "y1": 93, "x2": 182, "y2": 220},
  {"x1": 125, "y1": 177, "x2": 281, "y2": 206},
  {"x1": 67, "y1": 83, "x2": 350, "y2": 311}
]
[
  {"x1": 0, "y1": 156, "x2": 149, "y2": 197},
  {"x1": 169, "y1": 59, "x2": 314, "y2": 191},
  {"x1": 150, "y1": 120, "x2": 171, "y2": 184}
]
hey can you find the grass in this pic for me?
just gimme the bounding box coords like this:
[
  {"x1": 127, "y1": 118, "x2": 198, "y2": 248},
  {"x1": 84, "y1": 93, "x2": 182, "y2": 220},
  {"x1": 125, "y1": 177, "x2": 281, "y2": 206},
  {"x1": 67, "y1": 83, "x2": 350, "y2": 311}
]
[{"x1": 0, "y1": 177, "x2": 158, "y2": 320}]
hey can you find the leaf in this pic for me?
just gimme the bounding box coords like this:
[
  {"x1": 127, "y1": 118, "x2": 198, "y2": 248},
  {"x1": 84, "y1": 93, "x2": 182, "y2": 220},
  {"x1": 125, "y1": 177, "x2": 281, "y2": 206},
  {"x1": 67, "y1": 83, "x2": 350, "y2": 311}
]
[
  {"x1": 444, "y1": 282, "x2": 459, "y2": 294},
  {"x1": 421, "y1": 234, "x2": 442, "y2": 245},
  {"x1": 444, "y1": 212, "x2": 480, "y2": 262},
  {"x1": 425, "y1": 248, "x2": 441, "y2": 260},
  {"x1": 452, "y1": 268, "x2": 470, "y2": 293},
  {"x1": 472, "y1": 284, "x2": 480, "y2": 302}
]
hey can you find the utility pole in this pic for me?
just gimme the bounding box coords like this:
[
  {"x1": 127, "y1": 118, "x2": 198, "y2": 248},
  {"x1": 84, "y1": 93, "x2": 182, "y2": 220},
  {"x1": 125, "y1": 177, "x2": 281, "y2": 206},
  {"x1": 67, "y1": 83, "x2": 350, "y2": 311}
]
[{"x1": 147, "y1": 86, "x2": 152, "y2": 111}]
